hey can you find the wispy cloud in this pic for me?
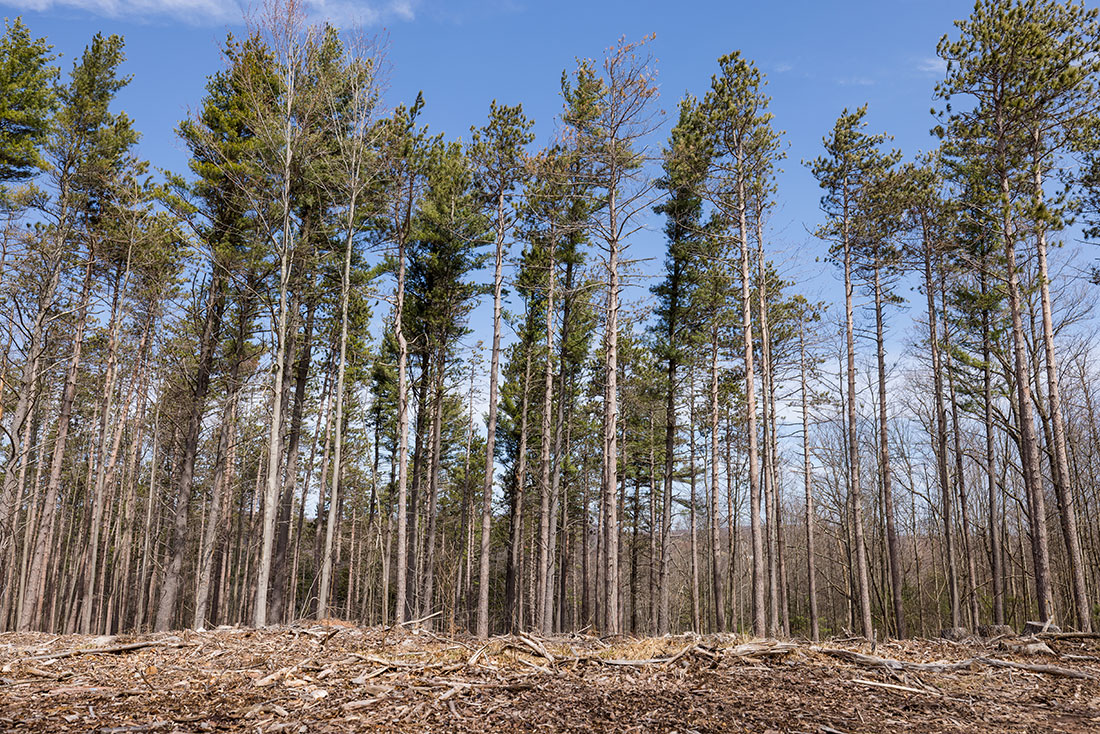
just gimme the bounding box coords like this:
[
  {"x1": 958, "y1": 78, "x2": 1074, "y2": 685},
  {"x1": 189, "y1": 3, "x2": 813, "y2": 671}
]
[
  {"x1": 7, "y1": 0, "x2": 243, "y2": 23},
  {"x1": 917, "y1": 56, "x2": 946, "y2": 76},
  {"x1": 308, "y1": 0, "x2": 417, "y2": 26},
  {"x1": 3, "y1": 0, "x2": 418, "y2": 26},
  {"x1": 837, "y1": 75, "x2": 875, "y2": 87},
  {"x1": 774, "y1": 61, "x2": 794, "y2": 73}
]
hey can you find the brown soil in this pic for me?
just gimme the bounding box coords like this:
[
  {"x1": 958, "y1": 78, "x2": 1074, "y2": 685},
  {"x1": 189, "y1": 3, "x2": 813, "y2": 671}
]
[{"x1": 2, "y1": 624, "x2": 1099, "y2": 733}]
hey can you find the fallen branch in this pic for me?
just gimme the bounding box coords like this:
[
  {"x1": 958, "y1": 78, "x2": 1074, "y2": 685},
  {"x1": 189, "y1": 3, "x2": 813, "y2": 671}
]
[
  {"x1": 396, "y1": 611, "x2": 442, "y2": 629},
  {"x1": 19, "y1": 641, "x2": 187, "y2": 662},
  {"x1": 975, "y1": 656, "x2": 1096, "y2": 680},
  {"x1": 516, "y1": 633, "x2": 555, "y2": 663},
  {"x1": 814, "y1": 647, "x2": 1096, "y2": 680},
  {"x1": 851, "y1": 678, "x2": 939, "y2": 696}
]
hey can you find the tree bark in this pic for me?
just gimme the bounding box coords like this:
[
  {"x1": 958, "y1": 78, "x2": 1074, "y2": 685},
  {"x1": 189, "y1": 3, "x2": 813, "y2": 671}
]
[
  {"x1": 20, "y1": 252, "x2": 94, "y2": 631},
  {"x1": 872, "y1": 246, "x2": 905, "y2": 638},
  {"x1": 1032, "y1": 138, "x2": 1089, "y2": 631}
]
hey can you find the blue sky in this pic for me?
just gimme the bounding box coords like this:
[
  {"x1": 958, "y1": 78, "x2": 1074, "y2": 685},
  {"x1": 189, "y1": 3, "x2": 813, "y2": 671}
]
[
  {"x1": 3, "y1": 1, "x2": 963, "y2": 266},
  {"x1": 5, "y1": 0, "x2": 1081, "y2": 370}
]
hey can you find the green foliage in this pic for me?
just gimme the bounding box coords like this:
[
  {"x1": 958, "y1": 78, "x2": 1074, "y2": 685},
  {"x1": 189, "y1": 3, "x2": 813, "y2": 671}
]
[
  {"x1": 810, "y1": 105, "x2": 898, "y2": 258},
  {"x1": 51, "y1": 32, "x2": 137, "y2": 228},
  {"x1": 405, "y1": 140, "x2": 490, "y2": 357},
  {"x1": 469, "y1": 100, "x2": 534, "y2": 213},
  {"x1": 652, "y1": 97, "x2": 709, "y2": 368},
  {"x1": 0, "y1": 17, "x2": 56, "y2": 187}
]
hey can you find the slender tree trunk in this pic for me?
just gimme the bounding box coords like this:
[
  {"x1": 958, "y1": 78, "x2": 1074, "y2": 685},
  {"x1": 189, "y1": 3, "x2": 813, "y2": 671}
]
[
  {"x1": 156, "y1": 266, "x2": 226, "y2": 632},
  {"x1": 20, "y1": 252, "x2": 94, "y2": 631},
  {"x1": 603, "y1": 182, "x2": 621, "y2": 636},
  {"x1": 420, "y1": 345, "x2": 446, "y2": 626},
  {"x1": 318, "y1": 226, "x2": 354, "y2": 619},
  {"x1": 981, "y1": 265, "x2": 1005, "y2": 627},
  {"x1": 737, "y1": 143, "x2": 765, "y2": 637},
  {"x1": 921, "y1": 225, "x2": 960, "y2": 629},
  {"x1": 689, "y1": 374, "x2": 700, "y2": 632},
  {"x1": 271, "y1": 297, "x2": 314, "y2": 623},
  {"x1": 709, "y1": 324, "x2": 726, "y2": 632},
  {"x1": 506, "y1": 350, "x2": 533, "y2": 632},
  {"x1": 873, "y1": 251, "x2": 905, "y2": 638},
  {"x1": 1032, "y1": 140, "x2": 1089, "y2": 631},
  {"x1": 194, "y1": 339, "x2": 245, "y2": 629},
  {"x1": 477, "y1": 191, "x2": 508, "y2": 638},
  {"x1": 393, "y1": 173, "x2": 413, "y2": 625},
  {"x1": 538, "y1": 242, "x2": 557, "y2": 636},
  {"x1": 799, "y1": 314, "x2": 820, "y2": 642},
  {"x1": 0, "y1": 260, "x2": 60, "y2": 590},
  {"x1": 658, "y1": 261, "x2": 681, "y2": 635},
  {"x1": 998, "y1": 108, "x2": 1054, "y2": 624},
  {"x1": 841, "y1": 198, "x2": 873, "y2": 639}
]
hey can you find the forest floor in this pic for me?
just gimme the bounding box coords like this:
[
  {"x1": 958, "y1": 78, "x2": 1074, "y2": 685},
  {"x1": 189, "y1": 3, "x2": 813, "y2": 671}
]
[{"x1": 1, "y1": 622, "x2": 1099, "y2": 733}]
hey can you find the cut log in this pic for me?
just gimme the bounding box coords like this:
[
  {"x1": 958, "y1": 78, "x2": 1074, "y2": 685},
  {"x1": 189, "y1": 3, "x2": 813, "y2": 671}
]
[{"x1": 1023, "y1": 621, "x2": 1061, "y2": 635}]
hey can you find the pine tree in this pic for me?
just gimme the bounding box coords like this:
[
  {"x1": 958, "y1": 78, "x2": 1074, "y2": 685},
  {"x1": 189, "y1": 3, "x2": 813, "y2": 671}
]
[
  {"x1": 0, "y1": 17, "x2": 56, "y2": 189},
  {"x1": 700, "y1": 51, "x2": 780, "y2": 637},
  {"x1": 810, "y1": 105, "x2": 893, "y2": 640},
  {"x1": 468, "y1": 100, "x2": 533, "y2": 638},
  {"x1": 19, "y1": 32, "x2": 137, "y2": 632},
  {"x1": 562, "y1": 36, "x2": 661, "y2": 634},
  {"x1": 652, "y1": 97, "x2": 708, "y2": 634}
]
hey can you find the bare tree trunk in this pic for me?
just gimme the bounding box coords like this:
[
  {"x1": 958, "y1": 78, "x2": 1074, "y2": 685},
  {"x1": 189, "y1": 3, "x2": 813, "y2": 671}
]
[
  {"x1": 708, "y1": 324, "x2": 726, "y2": 632},
  {"x1": 420, "y1": 346, "x2": 446, "y2": 626},
  {"x1": 114, "y1": 319, "x2": 154, "y2": 631},
  {"x1": 946, "y1": 338, "x2": 980, "y2": 630},
  {"x1": 271, "y1": 297, "x2": 314, "y2": 623},
  {"x1": 156, "y1": 267, "x2": 226, "y2": 632},
  {"x1": 393, "y1": 177, "x2": 412, "y2": 625},
  {"x1": 689, "y1": 375, "x2": 700, "y2": 632},
  {"x1": 602, "y1": 183, "x2": 621, "y2": 636},
  {"x1": 0, "y1": 258, "x2": 60, "y2": 592},
  {"x1": 80, "y1": 260, "x2": 134, "y2": 633},
  {"x1": 20, "y1": 253, "x2": 94, "y2": 631},
  {"x1": 997, "y1": 109, "x2": 1054, "y2": 624},
  {"x1": 477, "y1": 191, "x2": 508, "y2": 639},
  {"x1": 799, "y1": 312, "x2": 820, "y2": 642},
  {"x1": 841, "y1": 200, "x2": 873, "y2": 639},
  {"x1": 506, "y1": 351, "x2": 533, "y2": 632},
  {"x1": 318, "y1": 228, "x2": 354, "y2": 619},
  {"x1": 736, "y1": 143, "x2": 765, "y2": 637},
  {"x1": 538, "y1": 241, "x2": 556, "y2": 636},
  {"x1": 254, "y1": 5, "x2": 311, "y2": 626},
  {"x1": 1032, "y1": 141, "x2": 1089, "y2": 631},
  {"x1": 920, "y1": 224, "x2": 960, "y2": 629},
  {"x1": 406, "y1": 360, "x2": 430, "y2": 619},
  {"x1": 658, "y1": 264, "x2": 681, "y2": 635},
  {"x1": 546, "y1": 258, "x2": 574, "y2": 634},
  {"x1": 872, "y1": 249, "x2": 905, "y2": 638},
  {"x1": 194, "y1": 339, "x2": 245, "y2": 629}
]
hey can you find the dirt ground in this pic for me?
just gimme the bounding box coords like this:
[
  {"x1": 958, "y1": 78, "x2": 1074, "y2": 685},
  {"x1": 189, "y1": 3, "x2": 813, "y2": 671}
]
[{"x1": 2, "y1": 623, "x2": 1099, "y2": 733}]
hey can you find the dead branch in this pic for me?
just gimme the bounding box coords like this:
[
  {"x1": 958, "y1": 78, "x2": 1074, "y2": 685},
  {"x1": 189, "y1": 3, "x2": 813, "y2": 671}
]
[
  {"x1": 18, "y1": 640, "x2": 188, "y2": 662},
  {"x1": 813, "y1": 646, "x2": 1096, "y2": 680}
]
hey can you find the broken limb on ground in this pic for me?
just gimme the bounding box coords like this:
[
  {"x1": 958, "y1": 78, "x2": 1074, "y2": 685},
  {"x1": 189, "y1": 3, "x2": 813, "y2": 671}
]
[{"x1": 2, "y1": 624, "x2": 1100, "y2": 733}]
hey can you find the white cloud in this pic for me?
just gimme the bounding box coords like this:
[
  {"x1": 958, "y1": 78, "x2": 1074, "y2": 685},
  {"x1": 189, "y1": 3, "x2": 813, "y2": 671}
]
[
  {"x1": 6, "y1": 0, "x2": 243, "y2": 23},
  {"x1": 837, "y1": 75, "x2": 875, "y2": 87},
  {"x1": 308, "y1": 0, "x2": 417, "y2": 27},
  {"x1": 917, "y1": 56, "x2": 946, "y2": 76},
  {"x1": 3, "y1": 0, "x2": 417, "y2": 26}
]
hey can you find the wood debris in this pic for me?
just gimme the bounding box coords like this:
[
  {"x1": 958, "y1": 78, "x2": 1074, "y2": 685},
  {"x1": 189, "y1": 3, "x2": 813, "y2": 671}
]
[{"x1": 1, "y1": 626, "x2": 1099, "y2": 732}]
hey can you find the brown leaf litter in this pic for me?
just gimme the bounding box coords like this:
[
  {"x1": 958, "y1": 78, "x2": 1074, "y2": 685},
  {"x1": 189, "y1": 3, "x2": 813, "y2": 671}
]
[{"x1": 1, "y1": 624, "x2": 1099, "y2": 732}]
